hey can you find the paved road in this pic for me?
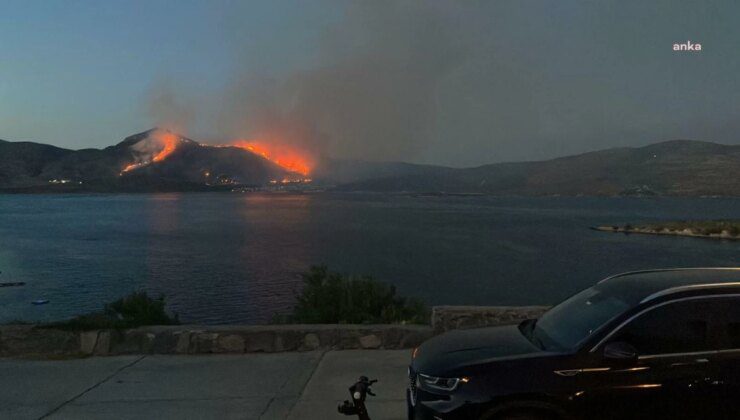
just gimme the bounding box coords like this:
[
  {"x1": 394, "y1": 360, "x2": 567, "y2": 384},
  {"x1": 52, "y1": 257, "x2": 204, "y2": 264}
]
[{"x1": 0, "y1": 350, "x2": 410, "y2": 420}]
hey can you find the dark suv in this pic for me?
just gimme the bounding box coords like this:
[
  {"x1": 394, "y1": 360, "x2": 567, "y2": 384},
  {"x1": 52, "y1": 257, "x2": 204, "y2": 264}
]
[{"x1": 408, "y1": 268, "x2": 740, "y2": 420}]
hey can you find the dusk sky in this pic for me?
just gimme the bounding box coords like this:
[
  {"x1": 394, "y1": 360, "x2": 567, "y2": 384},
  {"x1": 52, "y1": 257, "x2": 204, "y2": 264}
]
[{"x1": 1, "y1": 0, "x2": 739, "y2": 167}]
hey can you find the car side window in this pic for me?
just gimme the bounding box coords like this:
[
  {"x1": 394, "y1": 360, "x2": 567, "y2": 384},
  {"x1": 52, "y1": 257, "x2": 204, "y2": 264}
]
[
  {"x1": 609, "y1": 299, "x2": 716, "y2": 355},
  {"x1": 719, "y1": 297, "x2": 740, "y2": 350},
  {"x1": 727, "y1": 322, "x2": 740, "y2": 349}
]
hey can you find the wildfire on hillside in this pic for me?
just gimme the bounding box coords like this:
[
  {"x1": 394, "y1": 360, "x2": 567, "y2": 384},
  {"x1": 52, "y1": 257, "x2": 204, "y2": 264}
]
[
  {"x1": 151, "y1": 132, "x2": 179, "y2": 162},
  {"x1": 121, "y1": 130, "x2": 181, "y2": 174},
  {"x1": 230, "y1": 140, "x2": 313, "y2": 176},
  {"x1": 120, "y1": 129, "x2": 315, "y2": 179}
]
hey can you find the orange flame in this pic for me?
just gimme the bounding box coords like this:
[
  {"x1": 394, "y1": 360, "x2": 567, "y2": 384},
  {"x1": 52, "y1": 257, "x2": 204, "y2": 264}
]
[
  {"x1": 119, "y1": 130, "x2": 314, "y2": 177},
  {"x1": 121, "y1": 131, "x2": 180, "y2": 173},
  {"x1": 231, "y1": 140, "x2": 313, "y2": 176},
  {"x1": 121, "y1": 162, "x2": 140, "y2": 173},
  {"x1": 152, "y1": 132, "x2": 179, "y2": 162}
]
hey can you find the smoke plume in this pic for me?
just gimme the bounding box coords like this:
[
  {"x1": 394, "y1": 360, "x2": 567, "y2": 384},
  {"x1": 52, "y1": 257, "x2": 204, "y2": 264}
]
[
  {"x1": 147, "y1": 82, "x2": 196, "y2": 135},
  {"x1": 148, "y1": 1, "x2": 475, "y2": 163}
]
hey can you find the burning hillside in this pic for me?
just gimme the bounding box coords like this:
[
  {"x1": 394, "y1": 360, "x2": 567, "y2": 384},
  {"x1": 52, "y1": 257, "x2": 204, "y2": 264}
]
[
  {"x1": 229, "y1": 141, "x2": 313, "y2": 176},
  {"x1": 119, "y1": 129, "x2": 314, "y2": 179},
  {"x1": 121, "y1": 129, "x2": 183, "y2": 173},
  {"x1": 3, "y1": 129, "x2": 740, "y2": 196}
]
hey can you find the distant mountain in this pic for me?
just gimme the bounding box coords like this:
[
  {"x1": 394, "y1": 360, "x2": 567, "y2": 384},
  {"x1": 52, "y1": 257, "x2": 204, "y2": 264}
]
[
  {"x1": 0, "y1": 129, "x2": 296, "y2": 192},
  {"x1": 311, "y1": 157, "x2": 447, "y2": 185},
  {"x1": 0, "y1": 139, "x2": 72, "y2": 186},
  {"x1": 336, "y1": 140, "x2": 740, "y2": 196},
  {"x1": 1, "y1": 132, "x2": 738, "y2": 196}
]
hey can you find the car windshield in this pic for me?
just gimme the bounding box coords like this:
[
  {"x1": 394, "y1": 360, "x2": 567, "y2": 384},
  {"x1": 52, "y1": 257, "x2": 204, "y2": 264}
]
[{"x1": 529, "y1": 287, "x2": 631, "y2": 350}]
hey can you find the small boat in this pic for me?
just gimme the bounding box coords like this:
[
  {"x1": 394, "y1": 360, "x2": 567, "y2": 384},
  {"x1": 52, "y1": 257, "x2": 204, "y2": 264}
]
[{"x1": 31, "y1": 299, "x2": 50, "y2": 305}]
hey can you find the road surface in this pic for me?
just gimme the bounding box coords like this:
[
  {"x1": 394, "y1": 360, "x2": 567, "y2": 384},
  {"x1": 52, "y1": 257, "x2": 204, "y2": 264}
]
[{"x1": 0, "y1": 350, "x2": 410, "y2": 420}]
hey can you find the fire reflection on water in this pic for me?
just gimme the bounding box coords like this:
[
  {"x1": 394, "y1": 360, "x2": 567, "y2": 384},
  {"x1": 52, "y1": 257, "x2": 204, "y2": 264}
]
[
  {"x1": 235, "y1": 193, "x2": 313, "y2": 321},
  {"x1": 143, "y1": 194, "x2": 183, "y2": 305},
  {"x1": 140, "y1": 192, "x2": 315, "y2": 323}
]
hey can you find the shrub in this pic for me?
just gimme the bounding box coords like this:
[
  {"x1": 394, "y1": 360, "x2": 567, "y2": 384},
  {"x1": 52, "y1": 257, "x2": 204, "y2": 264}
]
[
  {"x1": 279, "y1": 265, "x2": 429, "y2": 324},
  {"x1": 639, "y1": 220, "x2": 740, "y2": 237},
  {"x1": 728, "y1": 224, "x2": 740, "y2": 236},
  {"x1": 46, "y1": 291, "x2": 179, "y2": 330}
]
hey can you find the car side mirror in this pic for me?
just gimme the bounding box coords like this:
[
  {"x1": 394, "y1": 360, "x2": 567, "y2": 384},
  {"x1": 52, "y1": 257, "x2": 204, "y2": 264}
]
[{"x1": 603, "y1": 341, "x2": 638, "y2": 362}]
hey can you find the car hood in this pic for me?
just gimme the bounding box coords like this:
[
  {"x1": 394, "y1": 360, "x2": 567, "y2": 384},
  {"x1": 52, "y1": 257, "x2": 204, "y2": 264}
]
[{"x1": 412, "y1": 324, "x2": 547, "y2": 375}]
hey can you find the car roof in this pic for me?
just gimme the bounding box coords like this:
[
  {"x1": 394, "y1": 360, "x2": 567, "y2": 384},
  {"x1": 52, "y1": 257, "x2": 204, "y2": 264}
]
[{"x1": 595, "y1": 268, "x2": 740, "y2": 305}]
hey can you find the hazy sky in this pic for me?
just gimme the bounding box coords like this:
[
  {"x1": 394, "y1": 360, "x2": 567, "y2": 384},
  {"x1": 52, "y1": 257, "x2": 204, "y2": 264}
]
[{"x1": 1, "y1": 0, "x2": 739, "y2": 166}]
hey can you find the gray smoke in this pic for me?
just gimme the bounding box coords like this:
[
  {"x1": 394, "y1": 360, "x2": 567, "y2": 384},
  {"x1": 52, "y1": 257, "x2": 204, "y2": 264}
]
[
  {"x1": 140, "y1": 1, "x2": 740, "y2": 167},
  {"x1": 235, "y1": 2, "x2": 470, "y2": 162},
  {"x1": 147, "y1": 82, "x2": 196, "y2": 136},
  {"x1": 149, "y1": 1, "x2": 476, "y2": 163}
]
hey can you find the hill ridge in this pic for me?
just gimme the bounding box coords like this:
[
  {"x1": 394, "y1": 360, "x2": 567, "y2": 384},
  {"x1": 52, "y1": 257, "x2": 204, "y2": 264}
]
[{"x1": 1, "y1": 134, "x2": 737, "y2": 196}]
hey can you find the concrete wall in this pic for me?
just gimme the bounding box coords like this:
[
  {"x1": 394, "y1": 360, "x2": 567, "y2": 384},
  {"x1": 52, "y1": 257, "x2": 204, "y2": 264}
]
[{"x1": 0, "y1": 306, "x2": 551, "y2": 358}]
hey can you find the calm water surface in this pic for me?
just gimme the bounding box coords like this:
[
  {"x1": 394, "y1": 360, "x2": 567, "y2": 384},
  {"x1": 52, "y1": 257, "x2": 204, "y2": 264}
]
[{"x1": 0, "y1": 193, "x2": 738, "y2": 324}]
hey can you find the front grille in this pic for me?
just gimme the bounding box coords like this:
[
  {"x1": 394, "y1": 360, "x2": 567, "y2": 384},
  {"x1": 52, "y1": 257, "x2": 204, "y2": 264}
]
[{"x1": 408, "y1": 368, "x2": 418, "y2": 406}]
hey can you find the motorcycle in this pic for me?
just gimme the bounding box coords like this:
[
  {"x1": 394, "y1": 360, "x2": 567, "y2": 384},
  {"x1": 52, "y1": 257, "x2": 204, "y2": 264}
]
[{"x1": 337, "y1": 376, "x2": 378, "y2": 420}]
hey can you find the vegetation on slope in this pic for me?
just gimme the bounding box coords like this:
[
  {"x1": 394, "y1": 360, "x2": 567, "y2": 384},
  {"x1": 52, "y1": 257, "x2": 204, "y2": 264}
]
[
  {"x1": 278, "y1": 265, "x2": 429, "y2": 324},
  {"x1": 45, "y1": 291, "x2": 179, "y2": 330}
]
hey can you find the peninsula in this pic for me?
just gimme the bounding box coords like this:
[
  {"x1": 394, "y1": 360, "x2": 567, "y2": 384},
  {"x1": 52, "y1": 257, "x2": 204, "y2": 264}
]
[{"x1": 593, "y1": 220, "x2": 740, "y2": 240}]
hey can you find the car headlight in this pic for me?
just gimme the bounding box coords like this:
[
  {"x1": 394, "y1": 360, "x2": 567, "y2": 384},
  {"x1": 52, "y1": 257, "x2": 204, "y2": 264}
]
[{"x1": 418, "y1": 373, "x2": 470, "y2": 391}]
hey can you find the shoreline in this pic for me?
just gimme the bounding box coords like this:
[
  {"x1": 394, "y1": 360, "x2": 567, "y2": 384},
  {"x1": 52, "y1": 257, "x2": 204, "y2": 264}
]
[
  {"x1": 3, "y1": 188, "x2": 740, "y2": 199},
  {"x1": 593, "y1": 225, "x2": 740, "y2": 241}
]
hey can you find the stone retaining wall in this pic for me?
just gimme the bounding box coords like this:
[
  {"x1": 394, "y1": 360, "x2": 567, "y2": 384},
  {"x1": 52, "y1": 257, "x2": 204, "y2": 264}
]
[
  {"x1": 0, "y1": 306, "x2": 552, "y2": 358},
  {"x1": 431, "y1": 305, "x2": 551, "y2": 334},
  {"x1": 0, "y1": 324, "x2": 432, "y2": 358}
]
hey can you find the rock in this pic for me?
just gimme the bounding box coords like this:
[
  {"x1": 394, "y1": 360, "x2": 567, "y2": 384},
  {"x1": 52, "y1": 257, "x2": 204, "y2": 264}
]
[
  {"x1": 149, "y1": 331, "x2": 179, "y2": 354},
  {"x1": 244, "y1": 331, "x2": 274, "y2": 352},
  {"x1": 359, "y1": 334, "x2": 382, "y2": 349},
  {"x1": 275, "y1": 330, "x2": 302, "y2": 352},
  {"x1": 175, "y1": 332, "x2": 191, "y2": 354},
  {"x1": 94, "y1": 331, "x2": 111, "y2": 355},
  {"x1": 80, "y1": 331, "x2": 98, "y2": 354},
  {"x1": 194, "y1": 333, "x2": 219, "y2": 353},
  {"x1": 317, "y1": 329, "x2": 339, "y2": 349},
  {"x1": 216, "y1": 334, "x2": 245, "y2": 353},
  {"x1": 338, "y1": 330, "x2": 361, "y2": 349},
  {"x1": 110, "y1": 330, "x2": 148, "y2": 354},
  {"x1": 381, "y1": 328, "x2": 404, "y2": 349},
  {"x1": 303, "y1": 333, "x2": 320, "y2": 350}
]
